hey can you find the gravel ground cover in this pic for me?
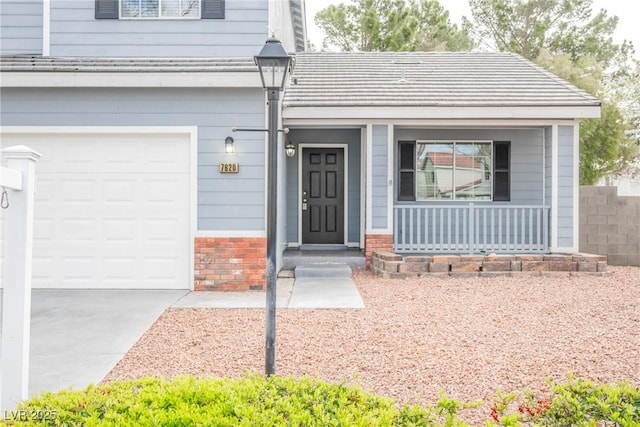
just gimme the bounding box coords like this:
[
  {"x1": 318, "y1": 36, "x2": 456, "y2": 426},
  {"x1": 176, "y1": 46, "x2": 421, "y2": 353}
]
[{"x1": 104, "y1": 266, "x2": 639, "y2": 423}]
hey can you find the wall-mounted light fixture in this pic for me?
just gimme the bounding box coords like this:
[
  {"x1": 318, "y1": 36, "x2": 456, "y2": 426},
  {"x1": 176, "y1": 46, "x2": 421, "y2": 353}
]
[
  {"x1": 225, "y1": 136, "x2": 234, "y2": 154},
  {"x1": 285, "y1": 142, "x2": 296, "y2": 158}
]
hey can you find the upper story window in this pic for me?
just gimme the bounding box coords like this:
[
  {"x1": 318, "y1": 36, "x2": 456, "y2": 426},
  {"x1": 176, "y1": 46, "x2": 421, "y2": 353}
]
[
  {"x1": 398, "y1": 140, "x2": 510, "y2": 202},
  {"x1": 121, "y1": 0, "x2": 200, "y2": 18},
  {"x1": 95, "y1": 0, "x2": 224, "y2": 20}
]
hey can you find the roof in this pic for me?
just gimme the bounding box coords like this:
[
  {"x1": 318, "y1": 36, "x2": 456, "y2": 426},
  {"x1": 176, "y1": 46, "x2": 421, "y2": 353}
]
[
  {"x1": 0, "y1": 55, "x2": 257, "y2": 72},
  {"x1": 283, "y1": 51, "x2": 601, "y2": 108}
]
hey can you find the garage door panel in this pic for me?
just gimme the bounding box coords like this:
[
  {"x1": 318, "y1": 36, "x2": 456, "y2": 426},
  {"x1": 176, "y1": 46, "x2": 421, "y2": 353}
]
[
  {"x1": 2, "y1": 131, "x2": 191, "y2": 289},
  {"x1": 103, "y1": 219, "x2": 137, "y2": 241},
  {"x1": 104, "y1": 180, "x2": 137, "y2": 203}
]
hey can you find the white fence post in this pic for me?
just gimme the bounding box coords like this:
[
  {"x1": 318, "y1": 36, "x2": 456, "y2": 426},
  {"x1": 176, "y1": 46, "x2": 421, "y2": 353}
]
[{"x1": 1, "y1": 145, "x2": 42, "y2": 411}]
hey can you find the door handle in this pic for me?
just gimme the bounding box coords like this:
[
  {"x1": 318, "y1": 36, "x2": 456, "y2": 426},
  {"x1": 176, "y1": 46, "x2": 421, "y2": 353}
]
[{"x1": 302, "y1": 198, "x2": 308, "y2": 211}]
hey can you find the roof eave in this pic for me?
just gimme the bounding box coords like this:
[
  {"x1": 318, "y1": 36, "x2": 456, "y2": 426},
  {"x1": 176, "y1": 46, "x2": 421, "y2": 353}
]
[
  {"x1": 282, "y1": 105, "x2": 602, "y2": 120},
  {"x1": 0, "y1": 71, "x2": 263, "y2": 88}
]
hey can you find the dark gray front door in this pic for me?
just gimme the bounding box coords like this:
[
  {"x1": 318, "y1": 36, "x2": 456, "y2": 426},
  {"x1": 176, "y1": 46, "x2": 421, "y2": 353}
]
[{"x1": 301, "y1": 148, "x2": 345, "y2": 244}]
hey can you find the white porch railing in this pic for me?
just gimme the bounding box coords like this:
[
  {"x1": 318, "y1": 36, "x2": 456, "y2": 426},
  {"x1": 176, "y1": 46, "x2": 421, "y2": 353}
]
[{"x1": 393, "y1": 204, "x2": 550, "y2": 254}]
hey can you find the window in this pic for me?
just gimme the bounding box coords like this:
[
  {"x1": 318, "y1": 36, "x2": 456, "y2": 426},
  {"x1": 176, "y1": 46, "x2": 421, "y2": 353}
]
[
  {"x1": 95, "y1": 0, "x2": 224, "y2": 19},
  {"x1": 397, "y1": 140, "x2": 510, "y2": 202},
  {"x1": 121, "y1": 0, "x2": 199, "y2": 18}
]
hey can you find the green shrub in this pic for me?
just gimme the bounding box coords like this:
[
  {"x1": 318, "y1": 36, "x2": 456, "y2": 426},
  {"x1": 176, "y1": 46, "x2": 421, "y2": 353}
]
[
  {"x1": 488, "y1": 377, "x2": 640, "y2": 426},
  {"x1": 6, "y1": 375, "x2": 638, "y2": 426},
  {"x1": 7, "y1": 375, "x2": 465, "y2": 426}
]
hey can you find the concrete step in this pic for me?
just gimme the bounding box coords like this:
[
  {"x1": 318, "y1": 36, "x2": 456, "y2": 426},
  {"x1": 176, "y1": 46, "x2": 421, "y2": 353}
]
[
  {"x1": 282, "y1": 249, "x2": 366, "y2": 270},
  {"x1": 294, "y1": 263, "x2": 352, "y2": 279}
]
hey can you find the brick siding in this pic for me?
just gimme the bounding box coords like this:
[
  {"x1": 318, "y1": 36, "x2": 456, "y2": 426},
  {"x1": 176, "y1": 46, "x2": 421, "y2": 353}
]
[
  {"x1": 364, "y1": 234, "x2": 393, "y2": 268},
  {"x1": 580, "y1": 186, "x2": 640, "y2": 266},
  {"x1": 194, "y1": 237, "x2": 266, "y2": 291}
]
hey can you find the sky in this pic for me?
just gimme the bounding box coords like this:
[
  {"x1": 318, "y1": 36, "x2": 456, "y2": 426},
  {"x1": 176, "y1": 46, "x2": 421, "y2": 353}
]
[{"x1": 304, "y1": 0, "x2": 640, "y2": 57}]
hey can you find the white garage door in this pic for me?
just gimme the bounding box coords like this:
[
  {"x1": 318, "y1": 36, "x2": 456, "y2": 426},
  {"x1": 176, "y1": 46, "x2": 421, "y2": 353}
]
[{"x1": 1, "y1": 131, "x2": 192, "y2": 289}]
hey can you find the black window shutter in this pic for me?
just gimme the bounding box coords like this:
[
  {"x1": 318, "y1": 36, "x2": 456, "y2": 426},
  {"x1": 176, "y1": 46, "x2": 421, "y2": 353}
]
[
  {"x1": 493, "y1": 141, "x2": 510, "y2": 201},
  {"x1": 398, "y1": 141, "x2": 416, "y2": 201},
  {"x1": 202, "y1": 0, "x2": 225, "y2": 19},
  {"x1": 95, "y1": 0, "x2": 118, "y2": 19}
]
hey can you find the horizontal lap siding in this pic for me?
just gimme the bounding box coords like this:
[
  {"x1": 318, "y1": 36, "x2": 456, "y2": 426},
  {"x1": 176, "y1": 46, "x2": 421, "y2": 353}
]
[
  {"x1": 394, "y1": 128, "x2": 544, "y2": 205},
  {"x1": 372, "y1": 125, "x2": 388, "y2": 229},
  {"x1": 557, "y1": 125, "x2": 574, "y2": 248},
  {"x1": 50, "y1": 0, "x2": 267, "y2": 57},
  {"x1": 0, "y1": 0, "x2": 42, "y2": 54},
  {"x1": 545, "y1": 127, "x2": 553, "y2": 209},
  {"x1": 0, "y1": 87, "x2": 265, "y2": 232}
]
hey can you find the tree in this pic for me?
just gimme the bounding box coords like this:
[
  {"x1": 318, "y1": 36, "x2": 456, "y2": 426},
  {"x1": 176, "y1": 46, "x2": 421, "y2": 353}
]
[
  {"x1": 466, "y1": 0, "x2": 636, "y2": 184},
  {"x1": 465, "y1": 0, "x2": 632, "y2": 67},
  {"x1": 579, "y1": 103, "x2": 633, "y2": 184},
  {"x1": 314, "y1": 0, "x2": 473, "y2": 52}
]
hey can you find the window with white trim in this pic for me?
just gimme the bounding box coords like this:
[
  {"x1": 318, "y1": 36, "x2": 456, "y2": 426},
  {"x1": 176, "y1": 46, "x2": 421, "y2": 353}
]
[
  {"x1": 121, "y1": 0, "x2": 200, "y2": 18},
  {"x1": 95, "y1": 0, "x2": 224, "y2": 20},
  {"x1": 398, "y1": 140, "x2": 510, "y2": 201}
]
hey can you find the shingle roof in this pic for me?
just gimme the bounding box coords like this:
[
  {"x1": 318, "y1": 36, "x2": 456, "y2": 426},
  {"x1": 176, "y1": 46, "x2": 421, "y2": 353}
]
[
  {"x1": 0, "y1": 55, "x2": 256, "y2": 72},
  {"x1": 283, "y1": 52, "x2": 601, "y2": 108}
]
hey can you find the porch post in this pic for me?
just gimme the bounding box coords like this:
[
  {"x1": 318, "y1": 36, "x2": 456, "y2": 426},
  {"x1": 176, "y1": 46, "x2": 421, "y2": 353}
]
[
  {"x1": 1, "y1": 145, "x2": 42, "y2": 410},
  {"x1": 364, "y1": 124, "x2": 394, "y2": 265},
  {"x1": 550, "y1": 125, "x2": 559, "y2": 252}
]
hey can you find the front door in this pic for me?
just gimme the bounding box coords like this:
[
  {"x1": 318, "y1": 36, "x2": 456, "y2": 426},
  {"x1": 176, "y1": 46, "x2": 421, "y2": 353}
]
[{"x1": 301, "y1": 148, "x2": 345, "y2": 244}]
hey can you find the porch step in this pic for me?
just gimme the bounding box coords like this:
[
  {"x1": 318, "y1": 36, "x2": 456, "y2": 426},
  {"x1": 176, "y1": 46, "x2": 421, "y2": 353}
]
[
  {"x1": 282, "y1": 248, "x2": 366, "y2": 270},
  {"x1": 299, "y1": 244, "x2": 347, "y2": 251},
  {"x1": 294, "y1": 264, "x2": 352, "y2": 279}
]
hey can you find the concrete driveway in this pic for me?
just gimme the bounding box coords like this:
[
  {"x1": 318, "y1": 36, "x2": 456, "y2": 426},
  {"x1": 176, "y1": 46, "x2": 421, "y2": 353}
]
[
  {"x1": 0, "y1": 272, "x2": 363, "y2": 402},
  {"x1": 0, "y1": 289, "x2": 187, "y2": 398}
]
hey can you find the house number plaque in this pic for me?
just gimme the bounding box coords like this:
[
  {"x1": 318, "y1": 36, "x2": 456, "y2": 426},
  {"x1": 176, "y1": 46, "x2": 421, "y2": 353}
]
[{"x1": 219, "y1": 163, "x2": 239, "y2": 173}]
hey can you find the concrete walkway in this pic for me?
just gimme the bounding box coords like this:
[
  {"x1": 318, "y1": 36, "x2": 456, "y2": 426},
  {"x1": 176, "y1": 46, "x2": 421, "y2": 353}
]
[
  {"x1": 0, "y1": 271, "x2": 363, "y2": 400},
  {"x1": 173, "y1": 269, "x2": 365, "y2": 309},
  {"x1": 287, "y1": 264, "x2": 365, "y2": 308}
]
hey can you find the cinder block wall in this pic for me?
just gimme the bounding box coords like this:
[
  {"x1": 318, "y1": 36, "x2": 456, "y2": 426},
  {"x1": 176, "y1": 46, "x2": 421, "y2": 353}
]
[{"x1": 580, "y1": 186, "x2": 640, "y2": 266}]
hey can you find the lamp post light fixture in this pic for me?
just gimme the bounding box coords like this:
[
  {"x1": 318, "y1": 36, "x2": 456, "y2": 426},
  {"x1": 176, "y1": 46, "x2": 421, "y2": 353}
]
[{"x1": 254, "y1": 36, "x2": 292, "y2": 376}]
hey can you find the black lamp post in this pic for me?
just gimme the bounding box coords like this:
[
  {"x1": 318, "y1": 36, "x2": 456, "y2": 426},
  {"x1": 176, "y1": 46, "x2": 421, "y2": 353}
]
[{"x1": 254, "y1": 37, "x2": 292, "y2": 376}]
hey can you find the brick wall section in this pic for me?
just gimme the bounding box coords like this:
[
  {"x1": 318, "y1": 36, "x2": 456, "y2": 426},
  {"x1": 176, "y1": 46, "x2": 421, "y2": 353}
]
[
  {"x1": 364, "y1": 234, "x2": 393, "y2": 268},
  {"x1": 580, "y1": 186, "x2": 640, "y2": 266},
  {"x1": 194, "y1": 237, "x2": 266, "y2": 291},
  {"x1": 371, "y1": 252, "x2": 607, "y2": 278}
]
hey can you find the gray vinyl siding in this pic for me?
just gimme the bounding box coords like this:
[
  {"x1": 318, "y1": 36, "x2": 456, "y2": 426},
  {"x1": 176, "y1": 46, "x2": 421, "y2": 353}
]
[
  {"x1": 49, "y1": 0, "x2": 267, "y2": 57},
  {"x1": 0, "y1": 87, "x2": 266, "y2": 231},
  {"x1": 545, "y1": 127, "x2": 552, "y2": 209},
  {"x1": 285, "y1": 129, "x2": 362, "y2": 245},
  {"x1": 394, "y1": 128, "x2": 545, "y2": 205},
  {"x1": 0, "y1": 0, "x2": 42, "y2": 55},
  {"x1": 371, "y1": 125, "x2": 388, "y2": 229},
  {"x1": 557, "y1": 125, "x2": 575, "y2": 248}
]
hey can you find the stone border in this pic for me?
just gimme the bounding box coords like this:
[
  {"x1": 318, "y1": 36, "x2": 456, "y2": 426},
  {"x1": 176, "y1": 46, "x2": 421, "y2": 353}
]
[{"x1": 371, "y1": 252, "x2": 608, "y2": 279}]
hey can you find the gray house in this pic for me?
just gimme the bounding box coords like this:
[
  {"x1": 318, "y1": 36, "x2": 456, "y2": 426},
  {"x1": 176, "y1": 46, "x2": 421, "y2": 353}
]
[{"x1": 0, "y1": 0, "x2": 601, "y2": 291}]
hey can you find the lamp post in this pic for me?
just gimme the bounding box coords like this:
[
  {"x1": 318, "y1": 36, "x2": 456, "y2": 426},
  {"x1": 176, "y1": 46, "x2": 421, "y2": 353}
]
[{"x1": 254, "y1": 37, "x2": 292, "y2": 376}]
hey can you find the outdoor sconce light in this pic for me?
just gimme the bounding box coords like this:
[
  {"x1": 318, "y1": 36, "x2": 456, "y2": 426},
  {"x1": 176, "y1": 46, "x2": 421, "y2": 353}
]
[
  {"x1": 225, "y1": 136, "x2": 234, "y2": 154},
  {"x1": 285, "y1": 142, "x2": 296, "y2": 158}
]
